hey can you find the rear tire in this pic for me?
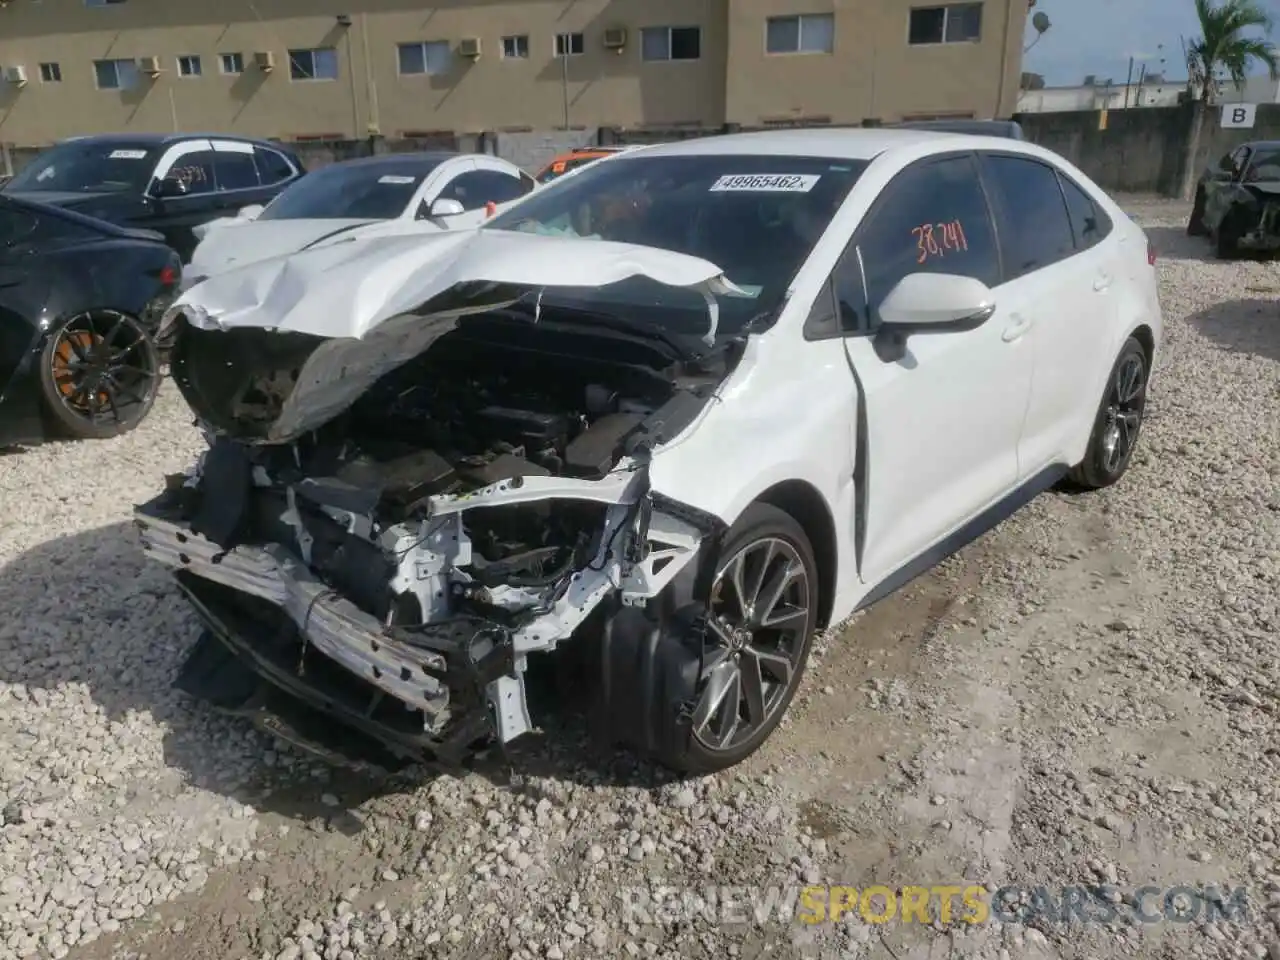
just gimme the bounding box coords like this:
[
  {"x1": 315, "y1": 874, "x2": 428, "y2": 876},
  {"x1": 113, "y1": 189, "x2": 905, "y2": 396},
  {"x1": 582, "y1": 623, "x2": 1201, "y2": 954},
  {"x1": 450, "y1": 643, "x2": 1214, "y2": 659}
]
[
  {"x1": 660, "y1": 502, "x2": 820, "y2": 774},
  {"x1": 1068, "y1": 337, "x2": 1148, "y2": 491}
]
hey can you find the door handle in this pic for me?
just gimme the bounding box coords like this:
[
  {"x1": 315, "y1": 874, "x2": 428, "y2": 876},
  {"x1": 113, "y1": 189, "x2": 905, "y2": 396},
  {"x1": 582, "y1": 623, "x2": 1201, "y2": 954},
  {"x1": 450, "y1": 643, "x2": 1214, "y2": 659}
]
[
  {"x1": 1093, "y1": 273, "x2": 1113, "y2": 291},
  {"x1": 1001, "y1": 314, "x2": 1031, "y2": 343}
]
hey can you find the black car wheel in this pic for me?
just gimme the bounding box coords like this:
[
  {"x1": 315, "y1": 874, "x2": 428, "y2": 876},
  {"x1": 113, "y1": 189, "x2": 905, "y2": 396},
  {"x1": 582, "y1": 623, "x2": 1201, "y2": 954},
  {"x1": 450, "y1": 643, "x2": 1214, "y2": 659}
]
[
  {"x1": 1187, "y1": 186, "x2": 1209, "y2": 236},
  {"x1": 1068, "y1": 336, "x2": 1148, "y2": 490},
  {"x1": 668, "y1": 503, "x2": 819, "y2": 773},
  {"x1": 1215, "y1": 207, "x2": 1247, "y2": 259},
  {"x1": 38, "y1": 310, "x2": 161, "y2": 439}
]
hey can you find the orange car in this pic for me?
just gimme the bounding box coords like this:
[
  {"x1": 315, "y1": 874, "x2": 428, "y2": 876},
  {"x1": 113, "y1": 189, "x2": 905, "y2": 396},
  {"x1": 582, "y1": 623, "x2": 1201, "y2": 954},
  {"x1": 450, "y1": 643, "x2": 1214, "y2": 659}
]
[{"x1": 532, "y1": 145, "x2": 636, "y2": 184}]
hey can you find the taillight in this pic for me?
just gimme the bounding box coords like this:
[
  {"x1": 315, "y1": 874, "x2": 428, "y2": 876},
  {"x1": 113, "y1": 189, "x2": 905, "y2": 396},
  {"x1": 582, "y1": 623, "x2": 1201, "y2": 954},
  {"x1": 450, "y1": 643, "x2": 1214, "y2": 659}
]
[
  {"x1": 1146, "y1": 239, "x2": 1157, "y2": 266},
  {"x1": 159, "y1": 261, "x2": 180, "y2": 287}
]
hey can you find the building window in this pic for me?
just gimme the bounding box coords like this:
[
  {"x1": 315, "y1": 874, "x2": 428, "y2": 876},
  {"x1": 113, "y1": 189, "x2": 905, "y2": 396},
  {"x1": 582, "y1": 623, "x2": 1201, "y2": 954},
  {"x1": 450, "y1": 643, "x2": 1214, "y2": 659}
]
[
  {"x1": 288, "y1": 47, "x2": 338, "y2": 81},
  {"x1": 398, "y1": 41, "x2": 452, "y2": 76},
  {"x1": 640, "y1": 26, "x2": 701, "y2": 61},
  {"x1": 908, "y1": 4, "x2": 983, "y2": 44},
  {"x1": 501, "y1": 35, "x2": 529, "y2": 59},
  {"x1": 93, "y1": 58, "x2": 139, "y2": 90},
  {"x1": 176, "y1": 55, "x2": 202, "y2": 77},
  {"x1": 39, "y1": 62, "x2": 62, "y2": 83},
  {"x1": 219, "y1": 52, "x2": 244, "y2": 74},
  {"x1": 765, "y1": 14, "x2": 835, "y2": 54},
  {"x1": 554, "y1": 32, "x2": 585, "y2": 57}
]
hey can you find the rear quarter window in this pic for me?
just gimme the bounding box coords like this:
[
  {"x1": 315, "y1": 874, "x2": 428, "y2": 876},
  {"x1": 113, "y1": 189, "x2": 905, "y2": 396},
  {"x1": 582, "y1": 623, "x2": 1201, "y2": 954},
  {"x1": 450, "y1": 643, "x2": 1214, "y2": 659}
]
[{"x1": 1058, "y1": 173, "x2": 1112, "y2": 250}]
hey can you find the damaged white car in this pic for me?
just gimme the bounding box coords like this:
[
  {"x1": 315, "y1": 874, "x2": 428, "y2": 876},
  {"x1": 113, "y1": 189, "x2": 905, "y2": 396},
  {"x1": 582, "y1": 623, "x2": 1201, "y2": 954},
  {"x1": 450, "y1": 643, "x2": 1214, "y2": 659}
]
[{"x1": 136, "y1": 131, "x2": 1162, "y2": 773}]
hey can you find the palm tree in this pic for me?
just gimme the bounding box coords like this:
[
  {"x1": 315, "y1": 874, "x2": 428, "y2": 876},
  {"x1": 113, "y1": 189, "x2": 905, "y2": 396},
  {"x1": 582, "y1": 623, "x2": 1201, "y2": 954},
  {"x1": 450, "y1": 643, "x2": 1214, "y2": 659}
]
[{"x1": 1181, "y1": 0, "x2": 1279, "y2": 198}]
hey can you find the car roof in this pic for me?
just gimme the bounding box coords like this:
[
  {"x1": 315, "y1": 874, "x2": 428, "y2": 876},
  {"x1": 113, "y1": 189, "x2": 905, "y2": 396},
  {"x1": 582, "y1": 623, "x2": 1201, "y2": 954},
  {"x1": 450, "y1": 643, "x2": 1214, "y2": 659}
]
[
  {"x1": 54, "y1": 133, "x2": 293, "y2": 150},
  {"x1": 893, "y1": 119, "x2": 1024, "y2": 139},
  {"x1": 616, "y1": 127, "x2": 1042, "y2": 162}
]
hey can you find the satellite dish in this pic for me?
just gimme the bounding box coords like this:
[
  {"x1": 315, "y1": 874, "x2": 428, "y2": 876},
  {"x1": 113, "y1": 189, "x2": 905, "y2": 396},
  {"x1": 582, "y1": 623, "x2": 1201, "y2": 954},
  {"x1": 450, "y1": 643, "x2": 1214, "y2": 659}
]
[{"x1": 1032, "y1": 11, "x2": 1051, "y2": 33}]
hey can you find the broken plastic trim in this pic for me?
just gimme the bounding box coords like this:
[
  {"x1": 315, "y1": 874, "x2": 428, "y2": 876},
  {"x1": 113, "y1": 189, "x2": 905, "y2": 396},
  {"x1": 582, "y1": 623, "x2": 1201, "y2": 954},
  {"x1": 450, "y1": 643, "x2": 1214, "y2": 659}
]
[{"x1": 134, "y1": 463, "x2": 714, "y2": 756}]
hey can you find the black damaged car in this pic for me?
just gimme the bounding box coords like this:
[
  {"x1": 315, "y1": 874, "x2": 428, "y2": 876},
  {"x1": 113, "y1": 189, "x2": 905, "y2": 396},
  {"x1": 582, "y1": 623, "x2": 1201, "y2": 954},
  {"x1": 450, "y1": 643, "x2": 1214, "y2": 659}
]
[{"x1": 0, "y1": 193, "x2": 181, "y2": 446}]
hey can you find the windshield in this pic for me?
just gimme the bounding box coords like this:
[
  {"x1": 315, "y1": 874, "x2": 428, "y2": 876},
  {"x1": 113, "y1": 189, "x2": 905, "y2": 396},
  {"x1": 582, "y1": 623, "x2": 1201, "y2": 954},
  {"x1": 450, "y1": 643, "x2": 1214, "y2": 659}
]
[
  {"x1": 6, "y1": 141, "x2": 159, "y2": 193},
  {"x1": 486, "y1": 152, "x2": 868, "y2": 337},
  {"x1": 258, "y1": 159, "x2": 442, "y2": 221}
]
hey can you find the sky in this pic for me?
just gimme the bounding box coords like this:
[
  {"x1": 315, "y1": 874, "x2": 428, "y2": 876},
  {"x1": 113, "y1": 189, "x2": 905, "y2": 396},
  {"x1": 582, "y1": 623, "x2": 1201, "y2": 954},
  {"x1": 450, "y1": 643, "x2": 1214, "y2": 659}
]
[{"x1": 1023, "y1": 0, "x2": 1280, "y2": 86}]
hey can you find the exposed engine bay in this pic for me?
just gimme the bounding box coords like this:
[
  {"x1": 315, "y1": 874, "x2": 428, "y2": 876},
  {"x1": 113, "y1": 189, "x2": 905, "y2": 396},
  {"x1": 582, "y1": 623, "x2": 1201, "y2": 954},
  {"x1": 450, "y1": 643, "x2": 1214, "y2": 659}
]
[{"x1": 135, "y1": 310, "x2": 736, "y2": 767}]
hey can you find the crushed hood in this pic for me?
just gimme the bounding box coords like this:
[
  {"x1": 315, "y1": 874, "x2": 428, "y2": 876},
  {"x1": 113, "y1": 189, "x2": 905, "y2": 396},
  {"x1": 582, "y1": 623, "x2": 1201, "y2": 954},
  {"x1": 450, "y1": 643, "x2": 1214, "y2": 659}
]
[
  {"x1": 167, "y1": 228, "x2": 741, "y2": 442},
  {"x1": 169, "y1": 227, "x2": 741, "y2": 340}
]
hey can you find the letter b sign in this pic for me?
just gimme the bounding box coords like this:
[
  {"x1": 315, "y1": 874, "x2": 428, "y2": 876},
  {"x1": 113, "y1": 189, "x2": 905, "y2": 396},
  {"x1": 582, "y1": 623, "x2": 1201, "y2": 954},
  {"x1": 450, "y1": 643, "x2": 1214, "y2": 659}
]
[{"x1": 1222, "y1": 104, "x2": 1257, "y2": 128}]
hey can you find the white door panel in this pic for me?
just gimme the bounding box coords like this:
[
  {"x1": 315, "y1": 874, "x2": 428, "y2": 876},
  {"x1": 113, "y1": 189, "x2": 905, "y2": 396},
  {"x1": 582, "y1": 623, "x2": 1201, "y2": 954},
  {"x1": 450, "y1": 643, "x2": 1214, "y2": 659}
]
[
  {"x1": 837, "y1": 152, "x2": 1032, "y2": 587},
  {"x1": 847, "y1": 314, "x2": 1030, "y2": 585},
  {"x1": 978, "y1": 156, "x2": 1121, "y2": 476},
  {"x1": 1016, "y1": 247, "x2": 1116, "y2": 473}
]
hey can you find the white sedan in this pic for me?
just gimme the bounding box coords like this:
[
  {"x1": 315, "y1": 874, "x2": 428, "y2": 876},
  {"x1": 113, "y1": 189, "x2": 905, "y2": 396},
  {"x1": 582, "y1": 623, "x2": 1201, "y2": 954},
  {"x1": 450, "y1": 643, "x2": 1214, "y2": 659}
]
[
  {"x1": 142, "y1": 129, "x2": 1161, "y2": 774},
  {"x1": 185, "y1": 151, "x2": 537, "y2": 284}
]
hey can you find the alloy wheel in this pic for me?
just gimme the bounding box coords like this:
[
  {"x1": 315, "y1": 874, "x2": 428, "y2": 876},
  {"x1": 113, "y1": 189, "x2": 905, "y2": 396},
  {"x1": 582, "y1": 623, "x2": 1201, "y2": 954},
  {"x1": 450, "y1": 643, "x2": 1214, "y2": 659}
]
[
  {"x1": 1100, "y1": 351, "x2": 1146, "y2": 474},
  {"x1": 50, "y1": 310, "x2": 159, "y2": 427},
  {"x1": 691, "y1": 536, "x2": 811, "y2": 752}
]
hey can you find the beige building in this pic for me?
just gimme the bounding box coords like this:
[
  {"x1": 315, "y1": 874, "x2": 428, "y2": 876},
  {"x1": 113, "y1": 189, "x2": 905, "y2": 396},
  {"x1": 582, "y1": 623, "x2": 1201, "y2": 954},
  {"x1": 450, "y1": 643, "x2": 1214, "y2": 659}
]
[{"x1": 0, "y1": 0, "x2": 1028, "y2": 145}]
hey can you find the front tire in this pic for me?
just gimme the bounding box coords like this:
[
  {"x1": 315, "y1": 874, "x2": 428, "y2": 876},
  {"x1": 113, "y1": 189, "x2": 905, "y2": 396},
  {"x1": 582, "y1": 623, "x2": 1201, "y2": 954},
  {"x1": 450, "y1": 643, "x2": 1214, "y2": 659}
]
[
  {"x1": 663, "y1": 502, "x2": 820, "y2": 774},
  {"x1": 38, "y1": 310, "x2": 161, "y2": 440},
  {"x1": 1068, "y1": 337, "x2": 1148, "y2": 490}
]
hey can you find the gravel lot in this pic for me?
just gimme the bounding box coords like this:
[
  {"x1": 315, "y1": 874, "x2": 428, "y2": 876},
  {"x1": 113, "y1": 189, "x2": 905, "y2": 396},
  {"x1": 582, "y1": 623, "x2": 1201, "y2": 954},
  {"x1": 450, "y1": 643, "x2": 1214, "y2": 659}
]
[{"x1": 0, "y1": 198, "x2": 1276, "y2": 960}]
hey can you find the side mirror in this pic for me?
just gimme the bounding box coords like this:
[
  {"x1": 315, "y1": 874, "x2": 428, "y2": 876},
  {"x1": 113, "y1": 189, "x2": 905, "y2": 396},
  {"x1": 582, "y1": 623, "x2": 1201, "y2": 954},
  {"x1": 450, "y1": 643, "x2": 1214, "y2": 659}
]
[
  {"x1": 874, "y1": 272, "x2": 995, "y2": 362},
  {"x1": 237, "y1": 204, "x2": 265, "y2": 220},
  {"x1": 154, "y1": 176, "x2": 189, "y2": 199},
  {"x1": 429, "y1": 197, "x2": 467, "y2": 218}
]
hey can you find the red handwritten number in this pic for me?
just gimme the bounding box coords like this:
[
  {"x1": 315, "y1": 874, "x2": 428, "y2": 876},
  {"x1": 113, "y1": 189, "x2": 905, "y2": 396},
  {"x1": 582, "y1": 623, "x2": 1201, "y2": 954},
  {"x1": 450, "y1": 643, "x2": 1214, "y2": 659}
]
[
  {"x1": 912, "y1": 220, "x2": 968, "y2": 263},
  {"x1": 924, "y1": 224, "x2": 940, "y2": 258}
]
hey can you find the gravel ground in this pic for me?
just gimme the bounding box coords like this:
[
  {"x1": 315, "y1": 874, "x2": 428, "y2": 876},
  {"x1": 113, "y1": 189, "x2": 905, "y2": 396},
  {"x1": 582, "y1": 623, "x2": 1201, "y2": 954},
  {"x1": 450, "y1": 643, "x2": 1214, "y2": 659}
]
[{"x1": 0, "y1": 198, "x2": 1276, "y2": 960}]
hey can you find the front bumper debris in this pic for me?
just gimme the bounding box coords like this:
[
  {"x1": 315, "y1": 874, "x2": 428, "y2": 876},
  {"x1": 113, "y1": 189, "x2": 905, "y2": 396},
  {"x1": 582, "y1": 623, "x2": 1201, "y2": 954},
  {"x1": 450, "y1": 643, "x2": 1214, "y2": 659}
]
[{"x1": 134, "y1": 472, "x2": 709, "y2": 765}]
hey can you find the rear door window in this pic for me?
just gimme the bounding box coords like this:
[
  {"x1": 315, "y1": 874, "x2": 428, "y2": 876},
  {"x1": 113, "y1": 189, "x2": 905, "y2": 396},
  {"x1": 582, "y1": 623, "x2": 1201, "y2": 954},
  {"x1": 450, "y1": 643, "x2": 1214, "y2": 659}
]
[
  {"x1": 978, "y1": 154, "x2": 1075, "y2": 280},
  {"x1": 214, "y1": 150, "x2": 261, "y2": 191}
]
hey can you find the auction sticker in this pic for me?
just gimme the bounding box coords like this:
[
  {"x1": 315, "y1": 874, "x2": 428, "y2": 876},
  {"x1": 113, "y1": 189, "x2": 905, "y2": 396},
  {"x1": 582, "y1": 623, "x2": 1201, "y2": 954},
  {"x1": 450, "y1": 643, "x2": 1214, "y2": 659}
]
[
  {"x1": 109, "y1": 149, "x2": 149, "y2": 159},
  {"x1": 709, "y1": 173, "x2": 819, "y2": 192},
  {"x1": 378, "y1": 174, "x2": 416, "y2": 184}
]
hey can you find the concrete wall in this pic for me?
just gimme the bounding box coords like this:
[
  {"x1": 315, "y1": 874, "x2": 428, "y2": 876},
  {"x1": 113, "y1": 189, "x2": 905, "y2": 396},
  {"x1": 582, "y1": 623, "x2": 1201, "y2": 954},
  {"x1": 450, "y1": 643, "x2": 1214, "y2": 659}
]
[{"x1": 1016, "y1": 102, "x2": 1280, "y2": 196}]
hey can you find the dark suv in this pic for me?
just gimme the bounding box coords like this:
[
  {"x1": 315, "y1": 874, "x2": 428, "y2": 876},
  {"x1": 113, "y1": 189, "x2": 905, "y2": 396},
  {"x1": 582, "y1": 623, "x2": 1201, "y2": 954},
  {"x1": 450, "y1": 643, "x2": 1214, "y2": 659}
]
[{"x1": 2, "y1": 133, "x2": 306, "y2": 262}]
